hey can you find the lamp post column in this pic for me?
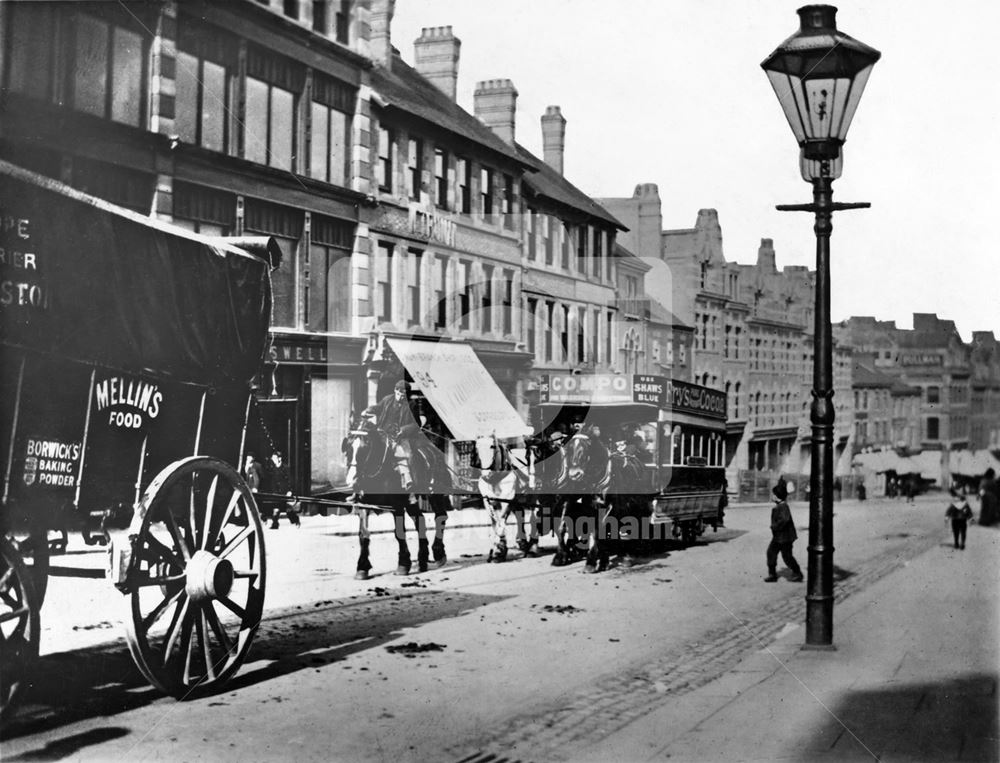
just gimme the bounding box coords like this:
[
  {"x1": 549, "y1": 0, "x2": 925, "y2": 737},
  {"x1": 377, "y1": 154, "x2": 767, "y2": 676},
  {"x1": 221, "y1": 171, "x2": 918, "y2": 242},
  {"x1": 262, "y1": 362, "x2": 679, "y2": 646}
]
[{"x1": 807, "y1": 174, "x2": 835, "y2": 648}]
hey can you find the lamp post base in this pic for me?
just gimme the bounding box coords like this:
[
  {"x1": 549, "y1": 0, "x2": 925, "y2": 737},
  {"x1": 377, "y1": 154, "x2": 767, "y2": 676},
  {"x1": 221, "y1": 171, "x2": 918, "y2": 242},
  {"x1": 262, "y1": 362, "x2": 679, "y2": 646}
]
[{"x1": 801, "y1": 643, "x2": 838, "y2": 652}]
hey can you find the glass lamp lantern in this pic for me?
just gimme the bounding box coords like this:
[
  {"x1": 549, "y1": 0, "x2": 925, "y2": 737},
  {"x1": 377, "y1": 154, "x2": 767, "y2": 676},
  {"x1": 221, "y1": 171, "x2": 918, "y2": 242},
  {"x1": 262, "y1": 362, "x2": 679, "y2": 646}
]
[{"x1": 761, "y1": 5, "x2": 881, "y2": 165}]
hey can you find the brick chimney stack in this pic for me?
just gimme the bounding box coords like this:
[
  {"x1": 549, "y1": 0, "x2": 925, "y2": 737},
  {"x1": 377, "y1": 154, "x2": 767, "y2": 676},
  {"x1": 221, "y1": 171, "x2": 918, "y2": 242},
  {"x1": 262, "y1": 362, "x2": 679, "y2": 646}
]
[
  {"x1": 474, "y1": 79, "x2": 518, "y2": 145},
  {"x1": 413, "y1": 26, "x2": 461, "y2": 101},
  {"x1": 540, "y1": 105, "x2": 566, "y2": 175},
  {"x1": 369, "y1": 0, "x2": 395, "y2": 68}
]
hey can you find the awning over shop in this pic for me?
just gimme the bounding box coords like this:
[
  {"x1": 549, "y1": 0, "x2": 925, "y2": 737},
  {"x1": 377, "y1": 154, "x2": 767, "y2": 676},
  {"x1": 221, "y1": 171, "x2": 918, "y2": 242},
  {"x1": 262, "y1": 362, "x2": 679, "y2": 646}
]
[
  {"x1": 950, "y1": 449, "x2": 1000, "y2": 477},
  {"x1": 386, "y1": 337, "x2": 530, "y2": 441},
  {"x1": 852, "y1": 450, "x2": 922, "y2": 475}
]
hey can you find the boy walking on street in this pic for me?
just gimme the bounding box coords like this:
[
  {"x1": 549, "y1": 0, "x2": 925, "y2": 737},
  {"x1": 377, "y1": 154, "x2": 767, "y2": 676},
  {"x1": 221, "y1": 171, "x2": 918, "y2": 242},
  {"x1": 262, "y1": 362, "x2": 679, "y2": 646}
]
[
  {"x1": 945, "y1": 488, "x2": 973, "y2": 549},
  {"x1": 765, "y1": 477, "x2": 803, "y2": 582}
]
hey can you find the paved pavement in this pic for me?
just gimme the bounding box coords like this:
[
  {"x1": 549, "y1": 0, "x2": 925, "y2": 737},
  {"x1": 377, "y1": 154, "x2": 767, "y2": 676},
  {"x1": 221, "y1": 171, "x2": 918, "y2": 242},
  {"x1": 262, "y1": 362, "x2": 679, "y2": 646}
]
[{"x1": 564, "y1": 513, "x2": 1000, "y2": 762}]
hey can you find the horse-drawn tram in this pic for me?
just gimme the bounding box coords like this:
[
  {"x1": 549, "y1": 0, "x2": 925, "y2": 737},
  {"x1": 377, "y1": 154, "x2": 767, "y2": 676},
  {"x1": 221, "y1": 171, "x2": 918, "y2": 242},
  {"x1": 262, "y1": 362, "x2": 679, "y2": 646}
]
[
  {"x1": 0, "y1": 160, "x2": 279, "y2": 716},
  {"x1": 536, "y1": 372, "x2": 728, "y2": 545}
]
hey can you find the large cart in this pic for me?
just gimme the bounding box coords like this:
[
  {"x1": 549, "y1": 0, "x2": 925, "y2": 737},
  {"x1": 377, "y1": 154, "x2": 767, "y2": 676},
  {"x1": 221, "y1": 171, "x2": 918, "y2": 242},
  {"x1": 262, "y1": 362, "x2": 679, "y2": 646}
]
[{"x1": 0, "y1": 160, "x2": 279, "y2": 715}]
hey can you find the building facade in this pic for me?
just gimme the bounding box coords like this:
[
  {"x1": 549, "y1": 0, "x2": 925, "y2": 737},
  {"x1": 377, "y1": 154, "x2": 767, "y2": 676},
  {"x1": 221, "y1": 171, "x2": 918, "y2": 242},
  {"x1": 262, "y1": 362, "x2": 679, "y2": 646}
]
[{"x1": 1, "y1": 0, "x2": 375, "y2": 494}]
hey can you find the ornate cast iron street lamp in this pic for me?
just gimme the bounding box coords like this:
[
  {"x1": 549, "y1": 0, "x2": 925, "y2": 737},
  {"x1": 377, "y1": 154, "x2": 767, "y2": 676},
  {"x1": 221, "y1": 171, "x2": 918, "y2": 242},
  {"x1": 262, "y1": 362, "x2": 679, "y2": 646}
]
[{"x1": 761, "y1": 5, "x2": 880, "y2": 648}]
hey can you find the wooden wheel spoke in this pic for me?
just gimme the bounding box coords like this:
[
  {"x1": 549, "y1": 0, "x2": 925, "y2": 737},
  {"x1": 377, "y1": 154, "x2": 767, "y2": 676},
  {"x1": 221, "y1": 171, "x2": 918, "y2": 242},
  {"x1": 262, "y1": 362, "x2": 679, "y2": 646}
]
[
  {"x1": 217, "y1": 596, "x2": 246, "y2": 620},
  {"x1": 164, "y1": 512, "x2": 192, "y2": 562},
  {"x1": 218, "y1": 525, "x2": 254, "y2": 560},
  {"x1": 203, "y1": 601, "x2": 234, "y2": 655},
  {"x1": 219, "y1": 489, "x2": 243, "y2": 530},
  {"x1": 0, "y1": 566, "x2": 14, "y2": 591},
  {"x1": 140, "y1": 589, "x2": 185, "y2": 632},
  {"x1": 141, "y1": 533, "x2": 184, "y2": 569},
  {"x1": 181, "y1": 613, "x2": 196, "y2": 685},
  {"x1": 0, "y1": 605, "x2": 30, "y2": 625},
  {"x1": 201, "y1": 474, "x2": 220, "y2": 551},
  {"x1": 195, "y1": 610, "x2": 216, "y2": 682},
  {"x1": 162, "y1": 597, "x2": 190, "y2": 664},
  {"x1": 0, "y1": 589, "x2": 20, "y2": 610}
]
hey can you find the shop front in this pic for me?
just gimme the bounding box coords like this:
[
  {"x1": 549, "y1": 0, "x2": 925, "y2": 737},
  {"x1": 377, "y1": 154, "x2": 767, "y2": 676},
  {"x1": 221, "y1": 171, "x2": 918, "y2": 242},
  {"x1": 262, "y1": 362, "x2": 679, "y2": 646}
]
[{"x1": 250, "y1": 331, "x2": 366, "y2": 496}]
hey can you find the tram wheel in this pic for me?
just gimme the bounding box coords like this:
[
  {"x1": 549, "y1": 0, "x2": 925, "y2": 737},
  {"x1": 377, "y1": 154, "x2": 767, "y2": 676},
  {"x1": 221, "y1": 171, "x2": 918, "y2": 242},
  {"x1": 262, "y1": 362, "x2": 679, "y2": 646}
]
[
  {"x1": 124, "y1": 457, "x2": 266, "y2": 699},
  {"x1": 0, "y1": 535, "x2": 40, "y2": 719}
]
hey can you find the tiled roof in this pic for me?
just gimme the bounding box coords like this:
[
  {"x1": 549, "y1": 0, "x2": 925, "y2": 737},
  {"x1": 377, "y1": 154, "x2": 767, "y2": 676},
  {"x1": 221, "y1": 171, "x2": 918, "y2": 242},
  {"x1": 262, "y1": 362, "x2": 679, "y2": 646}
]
[
  {"x1": 370, "y1": 53, "x2": 535, "y2": 170},
  {"x1": 514, "y1": 143, "x2": 625, "y2": 230}
]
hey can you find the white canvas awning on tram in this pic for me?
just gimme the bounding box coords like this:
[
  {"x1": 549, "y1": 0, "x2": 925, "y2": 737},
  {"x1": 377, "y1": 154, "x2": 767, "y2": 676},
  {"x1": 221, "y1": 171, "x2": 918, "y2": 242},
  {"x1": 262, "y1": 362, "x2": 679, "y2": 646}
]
[{"x1": 386, "y1": 337, "x2": 530, "y2": 441}]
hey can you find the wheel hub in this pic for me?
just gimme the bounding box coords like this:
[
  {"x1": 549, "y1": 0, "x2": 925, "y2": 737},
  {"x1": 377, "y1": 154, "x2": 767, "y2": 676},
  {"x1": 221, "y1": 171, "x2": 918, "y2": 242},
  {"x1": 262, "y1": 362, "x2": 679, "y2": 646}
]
[{"x1": 185, "y1": 550, "x2": 234, "y2": 602}]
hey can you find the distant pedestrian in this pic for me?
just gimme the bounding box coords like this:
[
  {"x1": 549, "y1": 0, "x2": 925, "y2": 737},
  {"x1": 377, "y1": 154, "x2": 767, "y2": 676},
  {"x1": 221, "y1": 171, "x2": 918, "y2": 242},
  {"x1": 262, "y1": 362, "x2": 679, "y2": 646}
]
[
  {"x1": 265, "y1": 451, "x2": 300, "y2": 528},
  {"x1": 904, "y1": 475, "x2": 917, "y2": 504},
  {"x1": 765, "y1": 477, "x2": 803, "y2": 583},
  {"x1": 857, "y1": 481, "x2": 867, "y2": 501},
  {"x1": 244, "y1": 452, "x2": 262, "y2": 493},
  {"x1": 978, "y1": 468, "x2": 999, "y2": 527},
  {"x1": 945, "y1": 488, "x2": 973, "y2": 549}
]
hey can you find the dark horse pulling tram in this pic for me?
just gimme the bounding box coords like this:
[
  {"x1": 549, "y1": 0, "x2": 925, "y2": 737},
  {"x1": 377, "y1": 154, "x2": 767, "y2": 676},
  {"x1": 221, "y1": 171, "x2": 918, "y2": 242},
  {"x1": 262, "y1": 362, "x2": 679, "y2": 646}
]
[
  {"x1": 0, "y1": 160, "x2": 279, "y2": 716},
  {"x1": 536, "y1": 372, "x2": 728, "y2": 553}
]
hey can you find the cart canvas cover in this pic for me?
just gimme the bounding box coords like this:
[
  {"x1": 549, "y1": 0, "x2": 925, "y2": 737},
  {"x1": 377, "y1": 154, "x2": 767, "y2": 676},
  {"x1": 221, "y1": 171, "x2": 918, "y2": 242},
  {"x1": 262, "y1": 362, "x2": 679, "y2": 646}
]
[{"x1": 0, "y1": 160, "x2": 272, "y2": 387}]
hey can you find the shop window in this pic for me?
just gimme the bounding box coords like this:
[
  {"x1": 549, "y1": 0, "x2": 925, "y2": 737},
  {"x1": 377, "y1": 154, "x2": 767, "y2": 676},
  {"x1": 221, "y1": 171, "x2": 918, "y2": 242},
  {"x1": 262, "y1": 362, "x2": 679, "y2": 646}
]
[
  {"x1": 375, "y1": 242, "x2": 394, "y2": 324},
  {"x1": 245, "y1": 199, "x2": 303, "y2": 328},
  {"x1": 592, "y1": 227, "x2": 603, "y2": 278},
  {"x1": 72, "y1": 14, "x2": 146, "y2": 126},
  {"x1": 311, "y1": 377, "x2": 352, "y2": 488},
  {"x1": 434, "y1": 148, "x2": 449, "y2": 209},
  {"x1": 408, "y1": 249, "x2": 423, "y2": 327},
  {"x1": 926, "y1": 417, "x2": 939, "y2": 440},
  {"x1": 502, "y1": 174, "x2": 514, "y2": 229},
  {"x1": 457, "y1": 158, "x2": 471, "y2": 213},
  {"x1": 309, "y1": 73, "x2": 353, "y2": 186},
  {"x1": 176, "y1": 53, "x2": 229, "y2": 152},
  {"x1": 334, "y1": 0, "x2": 351, "y2": 44},
  {"x1": 480, "y1": 167, "x2": 494, "y2": 221},
  {"x1": 527, "y1": 208, "x2": 536, "y2": 260},
  {"x1": 377, "y1": 126, "x2": 393, "y2": 192},
  {"x1": 502, "y1": 270, "x2": 514, "y2": 335},
  {"x1": 433, "y1": 255, "x2": 448, "y2": 329},
  {"x1": 459, "y1": 260, "x2": 472, "y2": 330},
  {"x1": 606, "y1": 231, "x2": 614, "y2": 281},
  {"x1": 244, "y1": 48, "x2": 303, "y2": 171},
  {"x1": 311, "y1": 214, "x2": 354, "y2": 331},
  {"x1": 5, "y1": 2, "x2": 57, "y2": 100},
  {"x1": 527, "y1": 298, "x2": 538, "y2": 356},
  {"x1": 482, "y1": 264, "x2": 494, "y2": 333},
  {"x1": 407, "y1": 138, "x2": 423, "y2": 200}
]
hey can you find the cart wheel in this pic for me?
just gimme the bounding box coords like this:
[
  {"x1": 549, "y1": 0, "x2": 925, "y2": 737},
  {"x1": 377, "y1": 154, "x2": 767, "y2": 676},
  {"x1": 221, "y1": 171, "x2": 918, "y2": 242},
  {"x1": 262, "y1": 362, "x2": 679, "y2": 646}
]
[
  {"x1": 11, "y1": 528, "x2": 49, "y2": 607},
  {"x1": 0, "y1": 535, "x2": 41, "y2": 719},
  {"x1": 125, "y1": 457, "x2": 266, "y2": 699}
]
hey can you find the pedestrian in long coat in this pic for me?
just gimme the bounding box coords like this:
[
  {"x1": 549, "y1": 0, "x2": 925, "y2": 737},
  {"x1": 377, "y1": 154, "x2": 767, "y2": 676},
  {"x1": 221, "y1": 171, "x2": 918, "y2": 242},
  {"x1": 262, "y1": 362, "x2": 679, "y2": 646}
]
[
  {"x1": 978, "y1": 468, "x2": 999, "y2": 527},
  {"x1": 765, "y1": 477, "x2": 803, "y2": 583}
]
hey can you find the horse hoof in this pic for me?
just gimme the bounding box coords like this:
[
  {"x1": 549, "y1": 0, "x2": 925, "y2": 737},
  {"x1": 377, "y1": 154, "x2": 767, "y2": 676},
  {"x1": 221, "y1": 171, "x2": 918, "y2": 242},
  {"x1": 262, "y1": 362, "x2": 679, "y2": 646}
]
[
  {"x1": 394, "y1": 566, "x2": 410, "y2": 576},
  {"x1": 516, "y1": 539, "x2": 530, "y2": 553},
  {"x1": 620, "y1": 554, "x2": 636, "y2": 568},
  {"x1": 551, "y1": 554, "x2": 566, "y2": 567},
  {"x1": 583, "y1": 563, "x2": 599, "y2": 574},
  {"x1": 418, "y1": 561, "x2": 429, "y2": 573},
  {"x1": 355, "y1": 569, "x2": 370, "y2": 581},
  {"x1": 433, "y1": 557, "x2": 447, "y2": 568}
]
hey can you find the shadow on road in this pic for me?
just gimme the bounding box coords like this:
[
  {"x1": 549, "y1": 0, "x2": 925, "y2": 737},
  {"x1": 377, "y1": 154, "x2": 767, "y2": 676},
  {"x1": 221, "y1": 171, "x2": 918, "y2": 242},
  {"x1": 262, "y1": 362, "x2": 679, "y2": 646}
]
[
  {"x1": 3, "y1": 727, "x2": 131, "y2": 761},
  {"x1": 1, "y1": 588, "x2": 505, "y2": 742},
  {"x1": 787, "y1": 673, "x2": 999, "y2": 760}
]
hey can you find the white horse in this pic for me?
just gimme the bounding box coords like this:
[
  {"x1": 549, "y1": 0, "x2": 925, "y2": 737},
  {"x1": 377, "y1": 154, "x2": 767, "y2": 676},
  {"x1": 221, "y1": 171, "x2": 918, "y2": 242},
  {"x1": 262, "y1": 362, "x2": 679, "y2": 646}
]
[{"x1": 472, "y1": 435, "x2": 539, "y2": 562}]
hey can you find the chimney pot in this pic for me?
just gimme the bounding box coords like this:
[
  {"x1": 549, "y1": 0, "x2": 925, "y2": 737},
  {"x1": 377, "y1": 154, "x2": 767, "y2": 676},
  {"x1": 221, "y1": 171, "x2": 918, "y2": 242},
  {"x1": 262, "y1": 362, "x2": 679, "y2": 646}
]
[
  {"x1": 414, "y1": 25, "x2": 461, "y2": 100},
  {"x1": 369, "y1": 0, "x2": 396, "y2": 68},
  {"x1": 474, "y1": 79, "x2": 518, "y2": 144},
  {"x1": 541, "y1": 105, "x2": 566, "y2": 175}
]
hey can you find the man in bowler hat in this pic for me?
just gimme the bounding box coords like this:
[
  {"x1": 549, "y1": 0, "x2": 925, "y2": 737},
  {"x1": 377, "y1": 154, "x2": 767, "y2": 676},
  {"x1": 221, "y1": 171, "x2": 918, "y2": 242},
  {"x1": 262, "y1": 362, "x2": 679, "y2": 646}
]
[{"x1": 765, "y1": 477, "x2": 803, "y2": 582}]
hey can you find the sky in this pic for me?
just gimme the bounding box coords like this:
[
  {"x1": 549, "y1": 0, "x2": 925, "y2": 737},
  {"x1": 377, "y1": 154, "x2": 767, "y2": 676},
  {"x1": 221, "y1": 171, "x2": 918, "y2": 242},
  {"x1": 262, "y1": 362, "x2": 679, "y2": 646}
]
[{"x1": 391, "y1": 0, "x2": 1000, "y2": 341}]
